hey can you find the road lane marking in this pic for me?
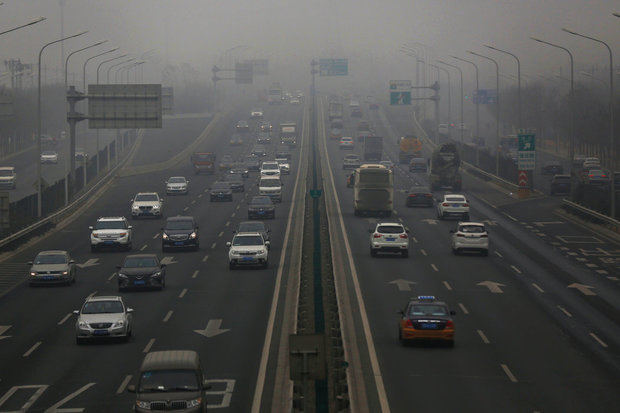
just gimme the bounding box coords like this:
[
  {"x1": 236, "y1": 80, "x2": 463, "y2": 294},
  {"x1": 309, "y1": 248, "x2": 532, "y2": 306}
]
[
  {"x1": 510, "y1": 265, "x2": 522, "y2": 274},
  {"x1": 557, "y1": 305, "x2": 572, "y2": 317},
  {"x1": 202, "y1": 255, "x2": 209, "y2": 262},
  {"x1": 116, "y1": 375, "x2": 132, "y2": 394},
  {"x1": 87, "y1": 291, "x2": 97, "y2": 299},
  {"x1": 393, "y1": 210, "x2": 398, "y2": 215},
  {"x1": 140, "y1": 244, "x2": 147, "y2": 251},
  {"x1": 23, "y1": 341, "x2": 42, "y2": 357},
  {"x1": 57, "y1": 313, "x2": 72, "y2": 325},
  {"x1": 179, "y1": 288, "x2": 188, "y2": 298},
  {"x1": 596, "y1": 270, "x2": 608, "y2": 275},
  {"x1": 192, "y1": 270, "x2": 199, "y2": 278},
  {"x1": 442, "y1": 281, "x2": 452, "y2": 291},
  {"x1": 503, "y1": 213, "x2": 518, "y2": 221},
  {"x1": 236, "y1": 205, "x2": 240, "y2": 210},
  {"x1": 231, "y1": 212, "x2": 236, "y2": 217},
  {"x1": 183, "y1": 206, "x2": 189, "y2": 211},
  {"x1": 585, "y1": 263, "x2": 598, "y2": 268},
  {"x1": 143, "y1": 338, "x2": 155, "y2": 353},
  {"x1": 45, "y1": 382, "x2": 96, "y2": 411},
  {"x1": 477, "y1": 329, "x2": 490, "y2": 344},
  {"x1": 532, "y1": 283, "x2": 544, "y2": 293},
  {"x1": 152, "y1": 233, "x2": 159, "y2": 239},
  {"x1": 211, "y1": 242, "x2": 217, "y2": 249},
  {"x1": 458, "y1": 303, "x2": 469, "y2": 314},
  {"x1": 420, "y1": 249, "x2": 427, "y2": 256},
  {"x1": 501, "y1": 364, "x2": 518, "y2": 382},
  {"x1": 204, "y1": 188, "x2": 208, "y2": 193},
  {"x1": 494, "y1": 251, "x2": 503, "y2": 258},
  {"x1": 412, "y1": 236, "x2": 418, "y2": 243},
  {"x1": 198, "y1": 194, "x2": 203, "y2": 198},
  {"x1": 225, "y1": 221, "x2": 230, "y2": 227},
  {"x1": 191, "y1": 199, "x2": 196, "y2": 205},
  {"x1": 431, "y1": 264, "x2": 439, "y2": 272},
  {"x1": 589, "y1": 332, "x2": 608, "y2": 348},
  {"x1": 163, "y1": 311, "x2": 173, "y2": 323},
  {"x1": 218, "y1": 231, "x2": 224, "y2": 237},
  {"x1": 0, "y1": 385, "x2": 48, "y2": 410},
  {"x1": 107, "y1": 273, "x2": 115, "y2": 281}
]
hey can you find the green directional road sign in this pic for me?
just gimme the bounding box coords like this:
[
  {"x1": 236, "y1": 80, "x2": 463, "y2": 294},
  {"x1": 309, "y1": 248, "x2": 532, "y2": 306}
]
[
  {"x1": 517, "y1": 133, "x2": 536, "y2": 170},
  {"x1": 518, "y1": 134, "x2": 535, "y2": 151},
  {"x1": 390, "y1": 91, "x2": 411, "y2": 105},
  {"x1": 310, "y1": 189, "x2": 323, "y2": 198},
  {"x1": 319, "y1": 59, "x2": 348, "y2": 76}
]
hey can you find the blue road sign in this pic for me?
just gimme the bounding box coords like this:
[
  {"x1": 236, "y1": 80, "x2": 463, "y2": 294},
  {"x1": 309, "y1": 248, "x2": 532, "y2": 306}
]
[
  {"x1": 319, "y1": 59, "x2": 348, "y2": 76},
  {"x1": 473, "y1": 89, "x2": 497, "y2": 104}
]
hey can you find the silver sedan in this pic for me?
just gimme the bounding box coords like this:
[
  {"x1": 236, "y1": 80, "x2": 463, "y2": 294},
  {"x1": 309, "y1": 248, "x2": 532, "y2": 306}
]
[{"x1": 74, "y1": 296, "x2": 133, "y2": 344}]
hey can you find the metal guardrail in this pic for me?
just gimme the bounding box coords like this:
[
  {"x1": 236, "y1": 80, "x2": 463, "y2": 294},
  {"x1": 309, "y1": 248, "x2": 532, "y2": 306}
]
[
  {"x1": 0, "y1": 130, "x2": 142, "y2": 250},
  {"x1": 461, "y1": 160, "x2": 520, "y2": 190},
  {"x1": 562, "y1": 198, "x2": 620, "y2": 229}
]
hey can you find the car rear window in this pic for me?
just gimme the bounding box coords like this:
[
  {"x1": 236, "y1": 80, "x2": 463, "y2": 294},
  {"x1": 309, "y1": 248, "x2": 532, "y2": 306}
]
[
  {"x1": 445, "y1": 196, "x2": 465, "y2": 202},
  {"x1": 377, "y1": 225, "x2": 404, "y2": 234},
  {"x1": 409, "y1": 304, "x2": 448, "y2": 317},
  {"x1": 459, "y1": 225, "x2": 485, "y2": 233}
]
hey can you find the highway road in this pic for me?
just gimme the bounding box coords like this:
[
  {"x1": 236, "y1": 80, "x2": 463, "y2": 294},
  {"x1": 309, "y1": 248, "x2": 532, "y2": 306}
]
[
  {"x1": 319, "y1": 98, "x2": 620, "y2": 412},
  {"x1": 0, "y1": 102, "x2": 305, "y2": 411}
]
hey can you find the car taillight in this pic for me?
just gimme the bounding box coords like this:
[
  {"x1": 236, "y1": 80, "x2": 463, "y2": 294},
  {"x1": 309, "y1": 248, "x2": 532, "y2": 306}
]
[
  {"x1": 480, "y1": 234, "x2": 488, "y2": 238},
  {"x1": 405, "y1": 319, "x2": 414, "y2": 328},
  {"x1": 373, "y1": 233, "x2": 381, "y2": 238},
  {"x1": 442, "y1": 202, "x2": 449, "y2": 206},
  {"x1": 399, "y1": 234, "x2": 408, "y2": 239},
  {"x1": 409, "y1": 194, "x2": 417, "y2": 197},
  {"x1": 425, "y1": 194, "x2": 433, "y2": 197},
  {"x1": 456, "y1": 233, "x2": 465, "y2": 237},
  {"x1": 463, "y1": 203, "x2": 469, "y2": 207},
  {"x1": 589, "y1": 174, "x2": 594, "y2": 178},
  {"x1": 445, "y1": 320, "x2": 454, "y2": 328}
]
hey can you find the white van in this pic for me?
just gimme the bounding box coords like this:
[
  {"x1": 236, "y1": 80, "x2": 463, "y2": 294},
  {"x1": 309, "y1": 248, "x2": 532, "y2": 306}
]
[{"x1": 259, "y1": 176, "x2": 283, "y2": 202}]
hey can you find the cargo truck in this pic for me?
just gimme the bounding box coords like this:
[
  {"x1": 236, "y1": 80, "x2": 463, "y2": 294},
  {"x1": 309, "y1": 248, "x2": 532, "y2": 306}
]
[
  {"x1": 398, "y1": 135, "x2": 422, "y2": 164},
  {"x1": 279, "y1": 121, "x2": 297, "y2": 146},
  {"x1": 429, "y1": 143, "x2": 461, "y2": 190},
  {"x1": 353, "y1": 164, "x2": 393, "y2": 216},
  {"x1": 328, "y1": 102, "x2": 343, "y2": 121},
  {"x1": 268, "y1": 83, "x2": 282, "y2": 105},
  {"x1": 363, "y1": 136, "x2": 383, "y2": 161}
]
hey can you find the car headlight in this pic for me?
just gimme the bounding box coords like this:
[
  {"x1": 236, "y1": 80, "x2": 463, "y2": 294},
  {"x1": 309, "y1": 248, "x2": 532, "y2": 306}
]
[
  {"x1": 230, "y1": 250, "x2": 241, "y2": 257},
  {"x1": 92, "y1": 232, "x2": 100, "y2": 238},
  {"x1": 152, "y1": 204, "x2": 160, "y2": 210},
  {"x1": 187, "y1": 398, "x2": 202, "y2": 408},
  {"x1": 118, "y1": 273, "x2": 127, "y2": 279},
  {"x1": 78, "y1": 321, "x2": 88, "y2": 328},
  {"x1": 162, "y1": 233, "x2": 169, "y2": 240},
  {"x1": 30, "y1": 271, "x2": 36, "y2": 276},
  {"x1": 136, "y1": 400, "x2": 150, "y2": 409},
  {"x1": 190, "y1": 232, "x2": 197, "y2": 239},
  {"x1": 62, "y1": 271, "x2": 68, "y2": 275},
  {"x1": 113, "y1": 319, "x2": 124, "y2": 327},
  {"x1": 151, "y1": 271, "x2": 161, "y2": 278},
  {"x1": 131, "y1": 205, "x2": 139, "y2": 211}
]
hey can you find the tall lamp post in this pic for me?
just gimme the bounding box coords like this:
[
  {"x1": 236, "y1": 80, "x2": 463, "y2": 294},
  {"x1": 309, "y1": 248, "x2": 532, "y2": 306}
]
[
  {"x1": 562, "y1": 28, "x2": 615, "y2": 218},
  {"x1": 64, "y1": 40, "x2": 106, "y2": 90},
  {"x1": 96, "y1": 54, "x2": 128, "y2": 84},
  {"x1": 107, "y1": 58, "x2": 135, "y2": 83},
  {"x1": 37, "y1": 31, "x2": 87, "y2": 218},
  {"x1": 530, "y1": 37, "x2": 575, "y2": 162},
  {"x1": 0, "y1": 16, "x2": 45, "y2": 36},
  {"x1": 437, "y1": 60, "x2": 464, "y2": 144},
  {"x1": 451, "y1": 55, "x2": 480, "y2": 162},
  {"x1": 468, "y1": 51, "x2": 500, "y2": 175},
  {"x1": 430, "y1": 64, "x2": 451, "y2": 133},
  {"x1": 485, "y1": 45, "x2": 522, "y2": 129},
  {"x1": 83, "y1": 47, "x2": 118, "y2": 91}
]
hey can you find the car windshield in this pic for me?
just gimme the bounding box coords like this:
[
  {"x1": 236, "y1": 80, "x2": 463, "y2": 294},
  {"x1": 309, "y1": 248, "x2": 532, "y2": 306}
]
[
  {"x1": 262, "y1": 163, "x2": 279, "y2": 170},
  {"x1": 251, "y1": 197, "x2": 272, "y2": 206},
  {"x1": 212, "y1": 183, "x2": 230, "y2": 190},
  {"x1": 166, "y1": 220, "x2": 193, "y2": 230},
  {"x1": 135, "y1": 194, "x2": 158, "y2": 202},
  {"x1": 139, "y1": 370, "x2": 199, "y2": 393},
  {"x1": 239, "y1": 222, "x2": 265, "y2": 232},
  {"x1": 459, "y1": 225, "x2": 485, "y2": 233},
  {"x1": 377, "y1": 225, "x2": 403, "y2": 234},
  {"x1": 82, "y1": 300, "x2": 123, "y2": 314},
  {"x1": 123, "y1": 257, "x2": 158, "y2": 268},
  {"x1": 409, "y1": 304, "x2": 449, "y2": 317},
  {"x1": 0, "y1": 170, "x2": 13, "y2": 176},
  {"x1": 260, "y1": 179, "x2": 280, "y2": 188},
  {"x1": 233, "y1": 235, "x2": 264, "y2": 246},
  {"x1": 95, "y1": 220, "x2": 126, "y2": 230},
  {"x1": 168, "y1": 177, "x2": 186, "y2": 184},
  {"x1": 42, "y1": 151, "x2": 56, "y2": 156},
  {"x1": 445, "y1": 196, "x2": 465, "y2": 202},
  {"x1": 345, "y1": 156, "x2": 360, "y2": 161},
  {"x1": 34, "y1": 254, "x2": 67, "y2": 264}
]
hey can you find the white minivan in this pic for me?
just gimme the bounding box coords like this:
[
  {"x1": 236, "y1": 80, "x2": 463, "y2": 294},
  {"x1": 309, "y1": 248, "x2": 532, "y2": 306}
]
[
  {"x1": 258, "y1": 176, "x2": 283, "y2": 202},
  {"x1": 260, "y1": 161, "x2": 281, "y2": 178}
]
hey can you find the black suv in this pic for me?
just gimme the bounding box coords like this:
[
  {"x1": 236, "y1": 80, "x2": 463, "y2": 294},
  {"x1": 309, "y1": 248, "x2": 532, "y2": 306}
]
[
  {"x1": 223, "y1": 173, "x2": 245, "y2": 192},
  {"x1": 210, "y1": 182, "x2": 233, "y2": 201},
  {"x1": 245, "y1": 155, "x2": 260, "y2": 171},
  {"x1": 275, "y1": 146, "x2": 292, "y2": 160},
  {"x1": 162, "y1": 216, "x2": 199, "y2": 251},
  {"x1": 117, "y1": 254, "x2": 166, "y2": 291},
  {"x1": 248, "y1": 196, "x2": 275, "y2": 219},
  {"x1": 550, "y1": 174, "x2": 571, "y2": 195}
]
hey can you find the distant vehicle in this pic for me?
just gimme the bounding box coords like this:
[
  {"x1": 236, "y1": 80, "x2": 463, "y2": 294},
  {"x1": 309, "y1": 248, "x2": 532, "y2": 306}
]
[
  {"x1": 329, "y1": 128, "x2": 343, "y2": 140},
  {"x1": 74, "y1": 148, "x2": 88, "y2": 162},
  {"x1": 275, "y1": 158, "x2": 290, "y2": 175},
  {"x1": 398, "y1": 135, "x2": 422, "y2": 164},
  {"x1": 74, "y1": 296, "x2": 133, "y2": 344},
  {"x1": 236, "y1": 221, "x2": 270, "y2": 246},
  {"x1": 226, "y1": 232, "x2": 270, "y2": 269},
  {"x1": 275, "y1": 145, "x2": 292, "y2": 160},
  {"x1": 229, "y1": 134, "x2": 244, "y2": 146},
  {"x1": 40, "y1": 150, "x2": 58, "y2": 164},
  {"x1": 223, "y1": 172, "x2": 245, "y2": 192},
  {"x1": 165, "y1": 176, "x2": 189, "y2": 195},
  {"x1": 369, "y1": 222, "x2": 409, "y2": 257},
  {"x1": 90, "y1": 217, "x2": 133, "y2": 251},
  {"x1": 541, "y1": 161, "x2": 563, "y2": 175},
  {"x1": 0, "y1": 166, "x2": 16, "y2": 189},
  {"x1": 229, "y1": 163, "x2": 249, "y2": 178},
  {"x1": 363, "y1": 136, "x2": 383, "y2": 161},
  {"x1": 339, "y1": 137, "x2": 354, "y2": 150},
  {"x1": 27, "y1": 250, "x2": 76, "y2": 286},
  {"x1": 290, "y1": 97, "x2": 301, "y2": 105},
  {"x1": 162, "y1": 216, "x2": 199, "y2": 251},
  {"x1": 248, "y1": 195, "x2": 276, "y2": 219},
  {"x1": 550, "y1": 174, "x2": 571, "y2": 195},
  {"x1": 219, "y1": 154, "x2": 234, "y2": 171},
  {"x1": 430, "y1": 143, "x2": 461, "y2": 190},
  {"x1": 437, "y1": 194, "x2": 469, "y2": 220},
  {"x1": 268, "y1": 83, "x2": 283, "y2": 105},
  {"x1": 209, "y1": 181, "x2": 233, "y2": 202},
  {"x1": 245, "y1": 155, "x2": 260, "y2": 171},
  {"x1": 343, "y1": 154, "x2": 362, "y2": 169},
  {"x1": 259, "y1": 176, "x2": 283, "y2": 202},
  {"x1": 349, "y1": 99, "x2": 360, "y2": 109},
  {"x1": 406, "y1": 186, "x2": 434, "y2": 207},
  {"x1": 251, "y1": 145, "x2": 267, "y2": 157},
  {"x1": 451, "y1": 222, "x2": 489, "y2": 256},
  {"x1": 250, "y1": 108, "x2": 264, "y2": 118},
  {"x1": 257, "y1": 132, "x2": 272, "y2": 145},
  {"x1": 354, "y1": 164, "x2": 393, "y2": 217},
  {"x1": 279, "y1": 121, "x2": 297, "y2": 146},
  {"x1": 236, "y1": 120, "x2": 250, "y2": 132},
  {"x1": 330, "y1": 120, "x2": 344, "y2": 130},
  {"x1": 586, "y1": 169, "x2": 610, "y2": 186},
  {"x1": 398, "y1": 296, "x2": 455, "y2": 347},
  {"x1": 351, "y1": 107, "x2": 363, "y2": 118},
  {"x1": 131, "y1": 192, "x2": 163, "y2": 219},
  {"x1": 409, "y1": 157, "x2": 428, "y2": 173},
  {"x1": 117, "y1": 254, "x2": 166, "y2": 291},
  {"x1": 379, "y1": 160, "x2": 394, "y2": 170},
  {"x1": 191, "y1": 152, "x2": 216, "y2": 174},
  {"x1": 328, "y1": 102, "x2": 343, "y2": 121},
  {"x1": 260, "y1": 121, "x2": 273, "y2": 132}
]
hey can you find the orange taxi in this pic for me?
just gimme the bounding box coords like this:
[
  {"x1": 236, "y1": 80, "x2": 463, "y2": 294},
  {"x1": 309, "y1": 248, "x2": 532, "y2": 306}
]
[{"x1": 398, "y1": 296, "x2": 455, "y2": 347}]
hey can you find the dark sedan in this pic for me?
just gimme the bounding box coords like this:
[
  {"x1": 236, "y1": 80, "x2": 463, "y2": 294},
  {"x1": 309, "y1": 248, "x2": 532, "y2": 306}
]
[
  {"x1": 223, "y1": 173, "x2": 245, "y2": 192},
  {"x1": 541, "y1": 161, "x2": 564, "y2": 175},
  {"x1": 162, "y1": 216, "x2": 199, "y2": 251},
  {"x1": 406, "y1": 186, "x2": 434, "y2": 207},
  {"x1": 248, "y1": 196, "x2": 275, "y2": 219},
  {"x1": 117, "y1": 254, "x2": 166, "y2": 291},
  {"x1": 210, "y1": 182, "x2": 233, "y2": 201},
  {"x1": 245, "y1": 155, "x2": 260, "y2": 171},
  {"x1": 275, "y1": 146, "x2": 292, "y2": 160},
  {"x1": 550, "y1": 174, "x2": 571, "y2": 195}
]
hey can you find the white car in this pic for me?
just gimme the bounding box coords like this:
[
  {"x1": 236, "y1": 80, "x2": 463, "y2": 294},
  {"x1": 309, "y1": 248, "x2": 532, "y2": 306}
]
[
  {"x1": 259, "y1": 176, "x2": 282, "y2": 202},
  {"x1": 0, "y1": 166, "x2": 16, "y2": 189},
  {"x1": 275, "y1": 158, "x2": 290, "y2": 175},
  {"x1": 90, "y1": 217, "x2": 133, "y2": 251},
  {"x1": 74, "y1": 296, "x2": 133, "y2": 344},
  {"x1": 437, "y1": 194, "x2": 469, "y2": 220},
  {"x1": 250, "y1": 108, "x2": 264, "y2": 118},
  {"x1": 451, "y1": 222, "x2": 489, "y2": 256},
  {"x1": 369, "y1": 222, "x2": 410, "y2": 257},
  {"x1": 339, "y1": 137, "x2": 354, "y2": 150},
  {"x1": 131, "y1": 192, "x2": 163, "y2": 218},
  {"x1": 438, "y1": 124, "x2": 450, "y2": 135},
  {"x1": 290, "y1": 98, "x2": 301, "y2": 105},
  {"x1": 165, "y1": 176, "x2": 189, "y2": 195},
  {"x1": 260, "y1": 161, "x2": 281, "y2": 178},
  {"x1": 226, "y1": 232, "x2": 270, "y2": 269},
  {"x1": 343, "y1": 154, "x2": 362, "y2": 169},
  {"x1": 40, "y1": 150, "x2": 58, "y2": 164}
]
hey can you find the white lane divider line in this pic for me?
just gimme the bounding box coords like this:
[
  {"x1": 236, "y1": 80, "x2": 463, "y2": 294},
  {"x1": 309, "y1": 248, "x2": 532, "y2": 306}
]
[
  {"x1": 218, "y1": 231, "x2": 224, "y2": 238},
  {"x1": 87, "y1": 291, "x2": 98, "y2": 299},
  {"x1": 202, "y1": 255, "x2": 209, "y2": 262},
  {"x1": 393, "y1": 210, "x2": 398, "y2": 215},
  {"x1": 500, "y1": 364, "x2": 518, "y2": 383},
  {"x1": 431, "y1": 264, "x2": 439, "y2": 272},
  {"x1": 191, "y1": 200, "x2": 196, "y2": 205},
  {"x1": 152, "y1": 233, "x2": 159, "y2": 239},
  {"x1": 116, "y1": 375, "x2": 132, "y2": 394},
  {"x1": 398, "y1": 217, "x2": 403, "y2": 223},
  {"x1": 163, "y1": 311, "x2": 173, "y2": 323},
  {"x1": 412, "y1": 236, "x2": 418, "y2": 243},
  {"x1": 107, "y1": 273, "x2": 115, "y2": 281},
  {"x1": 140, "y1": 244, "x2": 147, "y2": 251},
  {"x1": 211, "y1": 242, "x2": 217, "y2": 249},
  {"x1": 183, "y1": 206, "x2": 189, "y2": 212},
  {"x1": 458, "y1": 303, "x2": 469, "y2": 315},
  {"x1": 420, "y1": 249, "x2": 427, "y2": 256},
  {"x1": 532, "y1": 283, "x2": 544, "y2": 293},
  {"x1": 179, "y1": 288, "x2": 188, "y2": 299},
  {"x1": 236, "y1": 205, "x2": 240, "y2": 211},
  {"x1": 494, "y1": 251, "x2": 503, "y2": 258},
  {"x1": 503, "y1": 213, "x2": 518, "y2": 222},
  {"x1": 57, "y1": 313, "x2": 72, "y2": 325},
  {"x1": 596, "y1": 269, "x2": 608, "y2": 275},
  {"x1": 198, "y1": 194, "x2": 203, "y2": 198},
  {"x1": 231, "y1": 212, "x2": 236, "y2": 218},
  {"x1": 225, "y1": 221, "x2": 230, "y2": 227},
  {"x1": 589, "y1": 332, "x2": 608, "y2": 348},
  {"x1": 143, "y1": 338, "x2": 155, "y2": 353},
  {"x1": 23, "y1": 341, "x2": 42, "y2": 357},
  {"x1": 557, "y1": 305, "x2": 572, "y2": 317},
  {"x1": 442, "y1": 281, "x2": 452, "y2": 291},
  {"x1": 192, "y1": 270, "x2": 199, "y2": 279},
  {"x1": 510, "y1": 265, "x2": 522, "y2": 274},
  {"x1": 585, "y1": 263, "x2": 598, "y2": 268},
  {"x1": 204, "y1": 188, "x2": 209, "y2": 193},
  {"x1": 477, "y1": 329, "x2": 490, "y2": 344}
]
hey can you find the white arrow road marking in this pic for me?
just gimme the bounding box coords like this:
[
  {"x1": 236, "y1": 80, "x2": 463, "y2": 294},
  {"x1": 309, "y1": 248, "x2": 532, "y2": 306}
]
[
  {"x1": 160, "y1": 256, "x2": 178, "y2": 265},
  {"x1": 421, "y1": 219, "x2": 438, "y2": 225},
  {"x1": 0, "y1": 325, "x2": 12, "y2": 340},
  {"x1": 533, "y1": 221, "x2": 564, "y2": 227},
  {"x1": 388, "y1": 279, "x2": 415, "y2": 291},
  {"x1": 477, "y1": 281, "x2": 505, "y2": 293},
  {"x1": 0, "y1": 385, "x2": 49, "y2": 411},
  {"x1": 568, "y1": 283, "x2": 596, "y2": 296},
  {"x1": 76, "y1": 258, "x2": 99, "y2": 269},
  {"x1": 482, "y1": 220, "x2": 498, "y2": 226},
  {"x1": 194, "y1": 319, "x2": 230, "y2": 338},
  {"x1": 44, "y1": 382, "x2": 96, "y2": 413}
]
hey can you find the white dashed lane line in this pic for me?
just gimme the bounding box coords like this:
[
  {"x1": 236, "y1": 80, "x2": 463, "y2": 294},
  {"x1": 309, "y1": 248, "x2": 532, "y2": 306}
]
[
  {"x1": 183, "y1": 206, "x2": 189, "y2": 212},
  {"x1": 431, "y1": 264, "x2": 439, "y2": 272},
  {"x1": 57, "y1": 313, "x2": 72, "y2": 325},
  {"x1": 442, "y1": 281, "x2": 452, "y2": 291},
  {"x1": 589, "y1": 332, "x2": 608, "y2": 348},
  {"x1": 140, "y1": 244, "x2": 147, "y2": 251},
  {"x1": 477, "y1": 329, "x2": 490, "y2": 344},
  {"x1": 231, "y1": 212, "x2": 236, "y2": 218},
  {"x1": 191, "y1": 200, "x2": 196, "y2": 205},
  {"x1": 117, "y1": 375, "x2": 132, "y2": 394},
  {"x1": 107, "y1": 273, "x2": 115, "y2": 281},
  {"x1": 192, "y1": 270, "x2": 199, "y2": 278},
  {"x1": 179, "y1": 288, "x2": 188, "y2": 298},
  {"x1": 23, "y1": 341, "x2": 42, "y2": 357},
  {"x1": 503, "y1": 213, "x2": 518, "y2": 222},
  {"x1": 532, "y1": 283, "x2": 544, "y2": 293},
  {"x1": 225, "y1": 221, "x2": 230, "y2": 227},
  {"x1": 557, "y1": 305, "x2": 573, "y2": 317},
  {"x1": 152, "y1": 233, "x2": 159, "y2": 239},
  {"x1": 202, "y1": 255, "x2": 209, "y2": 262},
  {"x1": 500, "y1": 364, "x2": 518, "y2": 383},
  {"x1": 411, "y1": 237, "x2": 418, "y2": 243},
  {"x1": 458, "y1": 303, "x2": 469, "y2": 315},
  {"x1": 218, "y1": 231, "x2": 224, "y2": 238},
  {"x1": 420, "y1": 249, "x2": 427, "y2": 256},
  {"x1": 494, "y1": 251, "x2": 503, "y2": 258},
  {"x1": 510, "y1": 265, "x2": 522, "y2": 274},
  {"x1": 211, "y1": 243, "x2": 217, "y2": 249},
  {"x1": 163, "y1": 311, "x2": 173, "y2": 323},
  {"x1": 143, "y1": 338, "x2": 155, "y2": 353}
]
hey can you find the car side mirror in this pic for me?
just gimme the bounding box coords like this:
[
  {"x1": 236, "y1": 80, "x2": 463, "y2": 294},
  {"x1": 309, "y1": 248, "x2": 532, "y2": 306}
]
[
  {"x1": 265, "y1": 241, "x2": 271, "y2": 247},
  {"x1": 69, "y1": 260, "x2": 75, "y2": 264},
  {"x1": 128, "y1": 226, "x2": 132, "y2": 230},
  {"x1": 450, "y1": 310, "x2": 456, "y2": 316},
  {"x1": 203, "y1": 379, "x2": 212, "y2": 390},
  {"x1": 73, "y1": 310, "x2": 80, "y2": 315},
  {"x1": 88, "y1": 226, "x2": 93, "y2": 230},
  {"x1": 127, "y1": 308, "x2": 134, "y2": 313},
  {"x1": 127, "y1": 384, "x2": 136, "y2": 393},
  {"x1": 226, "y1": 242, "x2": 232, "y2": 248}
]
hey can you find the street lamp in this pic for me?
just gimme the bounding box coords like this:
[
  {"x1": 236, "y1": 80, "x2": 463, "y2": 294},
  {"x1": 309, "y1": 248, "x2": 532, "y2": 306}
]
[
  {"x1": 430, "y1": 64, "x2": 451, "y2": 128},
  {"x1": 115, "y1": 61, "x2": 143, "y2": 83},
  {"x1": 530, "y1": 37, "x2": 575, "y2": 161},
  {"x1": 96, "y1": 54, "x2": 128, "y2": 84},
  {"x1": 64, "y1": 40, "x2": 107, "y2": 89},
  {"x1": 579, "y1": 71, "x2": 607, "y2": 89},
  {"x1": 83, "y1": 47, "x2": 118, "y2": 90},
  {"x1": 400, "y1": 49, "x2": 424, "y2": 107},
  {"x1": 124, "y1": 61, "x2": 145, "y2": 83},
  {"x1": 37, "y1": 30, "x2": 88, "y2": 218},
  {"x1": 562, "y1": 28, "x2": 615, "y2": 218},
  {"x1": 485, "y1": 45, "x2": 522, "y2": 129},
  {"x1": 0, "y1": 16, "x2": 46, "y2": 36},
  {"x1": 107, "y1": 58, "x2": 134, "y2": 83},
  {"x1": 468, "y1": 50, "x2": 500, "y2": 175},
  {"x1": 451, "y1": 55, "x2": 480, "y2": 154},
  {"x1": 437, "y1": 60, "x2": 464, "y2": 144}
]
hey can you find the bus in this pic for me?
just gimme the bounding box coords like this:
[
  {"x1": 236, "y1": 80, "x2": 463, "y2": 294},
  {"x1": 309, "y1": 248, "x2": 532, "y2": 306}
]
[{"x1": 353, "y1": 164, "x2": 393, "y2": 217}]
